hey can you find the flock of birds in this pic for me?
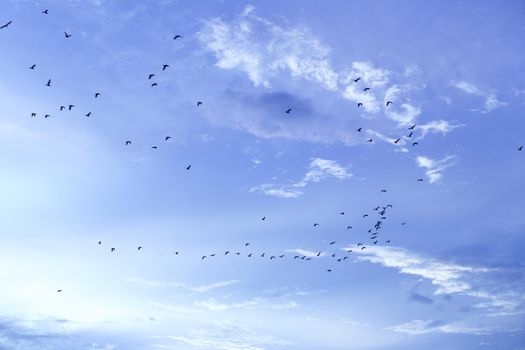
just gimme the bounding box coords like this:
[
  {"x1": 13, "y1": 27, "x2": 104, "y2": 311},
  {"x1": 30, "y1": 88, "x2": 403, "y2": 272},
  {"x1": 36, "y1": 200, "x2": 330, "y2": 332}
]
[{"x1": 1, "y1": 9, "x2": 522, "y2": 297}]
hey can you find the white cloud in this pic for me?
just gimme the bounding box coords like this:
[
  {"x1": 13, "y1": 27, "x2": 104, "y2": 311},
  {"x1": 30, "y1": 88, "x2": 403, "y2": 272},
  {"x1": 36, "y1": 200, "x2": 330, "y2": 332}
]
[
  {"x1": 453, "y1": 80, "x2": 507, "y2": 113},
  {"x1": 125, "y1": 278, "x2": 239, "y2": 292},
  {"x1": 250, "y1": 158, "x2": 351, "y2": 198},
  {"x1": 193, "y1": 297, "x2": 298, "y2": 312},
  {"x1": 417, "y1": 120, "x2": 463, "y2": 139},
  {"x1": 286, "y1": 249, "x2": 324, "y2": 258},
  {"x1": 387, "y1": 319, "x2": 495, "y2": 335},
  {"x1": 416, "y1": 155, "x2": 456, "y2": 183}
]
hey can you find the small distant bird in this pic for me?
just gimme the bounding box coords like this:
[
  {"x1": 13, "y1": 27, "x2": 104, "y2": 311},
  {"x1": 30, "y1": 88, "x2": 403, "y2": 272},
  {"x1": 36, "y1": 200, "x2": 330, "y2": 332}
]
[
  {"x1": 245, "y1": 243, "x2": 250, "y2": 246},
  {"x1": 294, "y1": 256, "x2": 299, "y2": 259},
  {"x1": 174, "y1": 251, "x2": 179, "y2": 255},
  {"x1": 235, "y1": 252, "x2": 240, "y2": 255},
  {"x1": 361, "y1": 246, "x2": 366, "y2": 250},
  {"x1": 417, "y1": 178, "x2": 423, "y2": 182},
  {"x1": 386, "y1": 240, "x2": 391, "y2": 243},
  {"x1": 197, "y1": 101, "x2": 203, "y2": 106},
  {"x1": 148, "y1": 74, "x2": 155, "y2": 80},
  {"x1": 98, "y1": 241, "x2": 102, "y2": 245},
  {"x1": 68, "y1": 104, "x2": 74, "y2": 110},
  {"x1": 60, "y1": 106, "x2": 65, "y2": 111},
  {"x1": 173, "y1": 34, "x2": 183, "y2": 40},
  {"x1": 386, "y1": 101, "x2": 393, "y2": 106},
  {"x1": 95, "y1": 92, "x2": 101, "y2": 98},
  {"x1": 367, "y1": 138, "x2": 373, "y2": 143},
  {"x1": 42, "y1": 9, "x2": 49, "y2": 14},
  {"x1": 186, "y1": 164, "x2": 191, "y2": 170},
  {"x1": 380, "y1": 189, "x2": 387, "y2": 192},
  {"x1": 57, "y1": 289, "x2": 62, "y2": 293},
  {"x1": 1, "y1": 21, "x2": 12, "y2": 29},
  {"x1": 85, "y1": 112, "x2": 91, "y2": 117},
  {"x1": 162, "y1": 64, "x2": 170, "y2": 71},
  {"x1": 125, "y1": 141, "x2": 131, "y2": 145},
  {"x1": 202, "y1": 256, "x2": 207, "y2": 260},
  {"x1": 279, "y1": 255, "x2": 284, "y2": 258},
  {"x1": 394, "y1": 138, "x2": 400, "y2": 144},
  {"x1": 285, "y1": 108, "x2": 292, "y2": 114},
  {"x1": 401, "y1": 222, "x2": 406, "y2": 225},
  {"x1": 165, "y1": 136, "x2": 172, "y2": 141},
  {"x1": 357, "y1": 127, "x2": 362, "y2": 132},
  {"x1": 31, "y1": 113, "x2": 36, "y2": 117},
  {"x1": 353, "y1": 77, "x2": 361, "y2": 83},
  {"x1": 347, "y1": 225, "x2": 352, "y2": 229},
  {"x1": 363, "y1": 87, "x2": 370, "y2": 92},
  {"x1": 329, "y1": 241, "x2": 336, "y2": 245},
  {"x1": 151, "y1": 146, "x2": 158, "y2": 149},
  {"x1": 407, "y1": 132, "x2": 414, "y2": 138},
  {"x1": 317, "y1": 252, "x2": 322, "y2": 257},
  {"x1": 261, "y1": 217, "x2": 266, "y2": 221},
  {"x1": 151, "y1": 83, "x2": 158, "y2": 87},
  {"x1": 261, "y1": 253, "x2": 265, "y2": 257},
  {"x1": 327, "y1": 269, "x2": 332, "y2": 272},
  {"x1": 248, "y1": 253, "x2": 252, "y2": 257},
  {"x1": 46, "y1": 79, "x2": 51, "y2": 87},
  {"x1": 357, "y1": 103, "x2": 363, "y2": 108},
  {"x1": 363, "y1": 214, "x2": 368, "y2": 218},
  {"x1": 357, "y1": 243, "x2": 363, "y2": 247},
  {"x1": 225, "y1": 251, "x2": 230, "y2": 255},
  {"x1": 270, "y1": 256, "x2": 276, "y2": 260},
  {"x1": 519, "y1": 146, "x2": 523, "y2": 151},
  {"x1": 44, "y1": 114, "x2": 51, "y2": 118},
  {"x1": 340, "y1": 212, "x2": 345, "y2": 215},
  {"x1": 64, "y1": 31, "x2": 71, "y2": 38},
  {"x1": 313, "y1": 223, "x2": 319, "y2": 227},
  {"x1": 409, "y1": 124, "x2": 416, "y2": 130},
  {"x1": 111, "y1": 248, "x2": 116, "y2": 252},
  {"x1": 137, "y1": 246, "x2": 142, "y2": 251},
  {"x1": 412, "y1": 142, "x2": 419, "y2": 146},
  {"x1": 29, "y1": 64, "x2": 36, "y2": 70},
  {"x1": 210, "y1": 254, "x2": 216, "y2": 257}
]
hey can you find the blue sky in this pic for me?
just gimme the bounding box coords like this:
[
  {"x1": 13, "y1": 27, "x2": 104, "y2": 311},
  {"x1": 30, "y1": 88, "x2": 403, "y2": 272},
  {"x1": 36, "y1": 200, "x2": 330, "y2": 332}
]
[{"x1": 0, "y1": 1, "x2": 524, "y2": 349}]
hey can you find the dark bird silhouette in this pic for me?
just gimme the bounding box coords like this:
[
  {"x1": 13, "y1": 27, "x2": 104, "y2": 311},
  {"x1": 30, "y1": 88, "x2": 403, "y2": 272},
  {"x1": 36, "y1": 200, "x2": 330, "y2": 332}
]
[
  {"x1": 31, "y1": 113, "x2": 36, "y2": 117},
  {"x1": 162, "y1": 64, "x2": 170, "y2": 71},
  {"x1": 412, "y1": 142, "x2": 419, "y2": 146},
  {"x1": 347, "y1": 225, "x2": 352, "y2": 229},
  {"x1": 98, "y1": 241, "x2": 101, "y2": 245},
  {"x1": 329, "y1": 241, "x2": 336, "y2": 245},
  {"x1": 361, "y1": 246, "x2": 366, "y2": 250},
  {"x1": 148, "y1": 74, "x2": 155, "y2": 80},
  {"x1": 137, "y1": 246, "x2": 142, "y2": 251},
  {"x1": 357, "y1": 243, "x2": 363, "y2": 247},
  {"x1": 261, "y1": 217, "x2": 266, "y2": 221},
  {"x1": 85, "y1": 112, "x2": 91, "y2": 117},
  {"x1": 363, "y1": 87, "x2": 370, "y2": 92},
  {"x1": 317, "y1": 252, "x2": 322, "y2": 257},
  {"x1": 174, "y1": 251, "x2": 179, "y2": 255},
  {"x1": 327, "y1": 269, "x2": 332, "y2": 272},
  {"x1": 386, "y1": 240, "x2": 391, "y2": 243},
  {"x1": 401, "y1": 222, "x2": 406, "y2": 225},
  {"x1": 197, "y1": 101, "x2": 203, "y2": 106},
  {"x1": 29, "y1": 64, "x2": 36, "y2": 70},
  {"x1": 367, "y1": 138, "x2": 373, "y2": 143},
  {"x1": 225, "y1": 251, "x2": 230, "y2": 255},
  {"x1": 111, "y1": 248, "x2": 116, "y2": 252},
  {"x1": 60, "y1": 106, "x2": 65, "y2": 111},
  {"x1": 356, "y1": 127, "x2": 362, "y2": 132},
  {"x1": 236, "y1": 252, "x2": 240, "y2": 255},
  {"x1": 386, "y1": 101, "x2": 393, "y2": 106},
  {"x1": 173, "y1": 34, "x2": 183, "y2": 40},
  {"x1": 279, "y1": 255, "x2": 284, "y2": 258},
  {"x1": 409, "y1": 124, "x2": 416, "y2": 130},
  {"x1": 42, "y1": 9, "x2": 49, "y2": 14},
  {"x1": 261, "y1": 253, "x2": 265, "y2": 258},
  {"x1": 407, "y1": 132, "x2": 414, "y2": 138},
  {"x1": 44, "y1": 114, "x2": 51, "y2": 118},
  {"x1": 417, "y1": 178, "x2": 424, "y2": 182},
  {"x1": 357, "y1": 103, "x2": 363, "y2": 108},
  {"x1": 519, "y1": 146, "x2": 523, "y2": 151},
  {"x1": 125, "y1": 141, "x2": 131, "y2": 145},
  {"x1": 165, "y1": 136, "x2": 172, "y2": 141},
  {"x1": 270, "y1": 256, "x2": 276, "y2": 260},
  {"x1": 248, "y1": 253, "x2": 252, "y2": 257},
  {"x1": 294, "y1": 256, "x2": 299, "y2": 259},
  {"x1": 363, "y1": 214, "x2": 368, "y2": 218},
  {"x1": 151, "y1": 146, "x2": 158, "y2": 149},
  {"x1": 68, "y1": 104, "x2": 74, "y2": 110},
  {"x1": 380, "y1": 189, "x2": 387, "y2": 192},
  {"x1": 46, "y1": 79, "x2": 51, "y2": 87},
  {"x1": 210, "y1": 254, "x2": 216, "y2": 257},
  {"x1": 285, "y1": 108, "x2": 292, "y2": 114},
  {"x1": 64, "y1": 31, "x2": 72, "y2": 38},
  {"x1": 202, "y1": 256, "x2": 207, "y2": 260},
  {"x1": 374, "y1": 241, "x2": 378, "y2": 245},
  {"x1": 340, "y1": 212, "x2": 345, "y2": 215},
  {"x1": 394, "y1": 138, "x2": 400, "y2": 144},
  {"x1": 313, "y1": 223, "x2": 319, "y2": 227},
  {"x1": 353, "y1": 77, "x2": 361, "y2": 83},
  {"x1": 245, "y1": 243, "x2": 250, "y2": 246},
  {"x1": 95, "y1": 92, "x2": 101, "y2": 98},
  {"x1": 186, "y1": 164, "x2": 191, "y2": 170},
  {"x1": 0, "y1": 21, "x2": 12, "y2": 29},
  {"x1": 57, "y1": 289, "x2": 62, "y2": 293},
  {"x1": 151, "y1": 83, "x2": 158, "y2": 87}
]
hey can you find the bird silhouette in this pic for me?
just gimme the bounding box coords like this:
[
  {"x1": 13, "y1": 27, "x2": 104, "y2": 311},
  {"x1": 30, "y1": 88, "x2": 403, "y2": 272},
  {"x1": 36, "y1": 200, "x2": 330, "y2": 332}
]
[
  {"x1": 357, "y1": 127, "x2": 362, "y2": 132},
  {"x1": 248, "y1": 253, "x2": 252, "y2": 257},
  {"x1": 386, "y1": 101, "x2": 393, "y2": 106},
  {"x1": 329, "y1": 241, "x2": 336, "y2": 245},
  {"x1": 57, "y1": 289, "x2": 62, "y2": 293},
  {"x1": 347, "y1": 225, "x2": 352, "y2": 229},
  {"x1": 60, "y1": 106, "x2": 65, "y2": 111},
  {"x1": 327, "y1": 269, "x2": 332, "y2": 272},
  {"x1": 85, "y1": 112, "x2": 91, "y2": 117},
  {"x1": 165, "y1": 136, "x2": 172, "y2": 141},
  {"x1": 363, "y1": 87, "x2": 370, "y2": 92},
  {"x1": 151, "y1": 146, "x2": 158, "y2": 149},
  {"x1": 1, "y1": 21, "x2": 12, "y2": 29},
  {"x1": 44, "y1": 114, "x2": 51, "y2": 118},
  {"x1": 148, "y1": 74, "x2": 155, "y2": 80},
  {"x1": 64, "y1": 31, "x2": 71, "y2": 38},
  {"x1": 98, "y1": 241, "x2": 102, "y2": 245},
  {"x1": 173, "y1": 34, "x2": 183, "y2": 40},
  {"x1": 42, "y1": 9, "x2": 49, "y2": 14},
  {"x1": 31, "y1": 113, "x2": 36, "y2": 117},
  {"x1": 394, "y1": 138, "x2": 400, "y2": 144},
  {"x1": 186, "y1": 165, "x2": 191, "y2": 170},
  {"x1": 95, "y1": 92, "x2": 101, "y2": 98},
  {"x1": 225, "y1": 251, "x2": 230, "y2": 255},
  {"x1": 340, "y1": 212, "x2": 345, "y2": 215},
  {"x1": 353, "y1": 77, "x2": 361, "y2": 83},
  {"x1": 285, "y1": 108, "x2": 292, "y2": 114},
  {"x1": 519, "y1": 146, "x2": 523, "y2": 151},
  {"x1": 111, "y1": 248, "x2": 116, "y2": 252},
  {"x1": 380, "y1": 189, "x2": 387, "y2": 192},
  {"x1": 313, "y1": 223, "x2": 319, "y2": 227},
  {"x1": 270, "y1": 256, "x2": 276, "y2": 260},
  {"x1": 363, "y1": 214, "x2": 368, "y2": 218},
  {"x1": 245, "y1": 243, "x2": 250, "y2": 246},
  {"x1": 361, "y1": 246, "x2": 366, "y2": 250},
  {"x1": 386, "y1": 240, "x2": 391, "y2": 243},
  {"x1": 137, "y1": 246, "x2": 142, "y2": 251},
  {"x1": 29, "y1": 64, "x2": 36, "y2": 70},
  {"x1": 68, "y1": 104, "x2": 74, "y2": 110},
  {"x1": 162, "y1": 64, "x2": 170, "y2": 71},
  {"x1": 202, "y1": 256, "x2": 207, "y2": 260},
  {"x1": 46, "y1": 79, "x2": 51, "y2": 87},
  {"x1": 417, "y1": 178, "x2": 424, "y2": 182},
  {"x1": 409, "y1": 124, "x2": 416, "y2": 130},
  {"x1": 125, "y1": 141, "x2": 131, "y2": 145},
  {"x1": 261, "y1": 217, "x2": 266, "y2": 221},
  {"x1": 174, "y1": 251, "x2": 179, "y2": 255},
  {"x1": 412, "y1": 142, "x2": 419, "y2": 146},
  {"x1": 357, "y1": 103, "x2": 363, "y2": 108},
  {"x1": 197, "y1": 101, "x2": 203, "y2": 106},
  {"x1": 407, "y1": 131, "x2": 414, "y2": 137},
  {"x1": 151, "y1": 83, "x2": 158, "y2": 87}
]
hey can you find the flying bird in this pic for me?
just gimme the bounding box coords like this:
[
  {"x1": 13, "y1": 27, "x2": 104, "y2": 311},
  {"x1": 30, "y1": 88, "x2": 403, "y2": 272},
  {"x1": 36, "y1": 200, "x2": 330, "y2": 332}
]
[
  {"x1": 42, "y1": 9, "x2": 49, "y2": 14},
  {"x1": 1, "y1": 21, "x2": 12, "y2": 29},
  {"x1": 46, "y1": 79, "x2": 51, "y2": 87},
  {"x1": 407, "y1": 132, "x2": 414, "y2": 137},
  {"x1": 285, "y1": 108, "x2": 292, "y2": 114},
  {"x1": 363, "y1": 87, "x2": 370, "y2": 92},
  {"x1": 151, "y1": 146, "x2": 158, "y2": 149},
  {"x1": 68, "y1": 104, "x2": 74, "y2": 110},
  {"x1": 44, "y1": 114, "x2": 51, "y2": 118},
  {"x1": 408, "y1": 124, "x2": 416, "y2": 130},
  {"x1": 361, "y1": 246, "x2": 366, "y2": 250},
  {"x1": 386, "y1": 101, "x2": 393, "y2": 106},
  {"x1": 95, "y1": 92, "x2": 101, "y2": 98},
  {"x1": 173, "y1": 34, "x2": 183, "y2": 40},
  {"x1": 356, "y1": 127, "x2": 362, "y2": 132},
  {"x1": 111, "y1": 248, "x2": 116, "y2": 252},
  {"x1": 313, "y1": 223, "x2": 319, "y2": 227},
  {"x1": 29, "y1": 64, "x2": 36, "y2": 70},
  {"x1": 412, "y1": 142, "x2": 419, "y2": 146},
  {"x1": 380, "y1": 189, "x2": 387, "y2": 192},
  {"x1": 162, "y1": 64, "x2": 170, "y2": 71},
  {"x1": 125, "y1": 141, "x2": 131, "y2": 145},
  {"x1": 165, "y1": 136, "x2": 172, "y2": 141},
  {"x1": 60, "y1": 106, "x2": 65, "y2": 111},
  {"x1": 148, "y1": 74, "x2": 155, "y2": 80},
  {"x1": 367, "y1": 138, "x2": 373, "y2": 143},
  {"x1": 245, "y1": 243, "x2": 250, "y2": 246},
  {"x1": 417, "y1": 178, "x2": 424, "y2": 182},
  {"x1": 363, "y1": 214, "x2": 368, "y2": 218},
  {"x1": 64, "y1": 31, "x2": 71, "y2": 38},
  {"x1": 186, "y1": 164, "x2": 191, "y2": 170},
  {"x1": 225, "y1": 251, "x2": 230, "y2": 255},
  {"x1": 31, "y1": 113, "x2": 36, "y2": 117},
  {"x1": 519, "y1": 146, "x2": 523, "y2": 151},
  {"x1": 353, "y1": 77, "x2": 361, "y2": 83},
  {"x1": 261, "y1": 217, "x2": 266, "y2": 221},
  {"x1": 57, "y1": 289, "x2": 62, "y2": 293},
  {"x1": 98, "y1": 241, "x2": 102, "y2": 245},
  {"x1": 357, "y1": 103, "x2": 363, "y2": 108},
  {"x1": 197, "y1": 101, "x2": 203, "y2": 106},
  {"x1": 329, "y1": 241, "x2": 336, "y2": 245},
  {"x1": 137, "y1": 246, "x2": 142, "y2": 251},
  {"x1": 340, "y1": 212, "x2": 345, "y2": 215},
  {"x1": 151, "y1": 83, "x2": 157, "y2": 87},
  {"x1": 394, "y1": 138, "x2": 400, "y2": 144},
  {"x1": 85, "y1": 112, "x2": 91, "y2": 117},
  {"x1": 327, "y1": 269, "x2": 332, "y2": 272},
  {"x1": 202, "y1": 256, "x2": 207, "y2": 260},
  {"x1": 347, "y1": 225, "x2": 352, "y2": 229}
]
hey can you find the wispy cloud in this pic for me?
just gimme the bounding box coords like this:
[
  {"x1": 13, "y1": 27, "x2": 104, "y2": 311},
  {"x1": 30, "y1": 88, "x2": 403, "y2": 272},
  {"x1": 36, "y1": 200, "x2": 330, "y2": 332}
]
[
  {"x1": 387, "y1": 319, "x2": 496, "y2": 335},
  {"x1": 415, "y1": 155, "x2": 456, "y2": 183},
  {"x1": 285, "y1": 249, "x2": 324, "y2": 258},
  {"x1": 250, "y1": 158, "x2": 351, "y2": 198},
  {"x1": 453, "y1": 81, "x2": 507, "y2": 113},
  {"x1": 125, "y1": 278, "x2": 239, "y2": 293}
]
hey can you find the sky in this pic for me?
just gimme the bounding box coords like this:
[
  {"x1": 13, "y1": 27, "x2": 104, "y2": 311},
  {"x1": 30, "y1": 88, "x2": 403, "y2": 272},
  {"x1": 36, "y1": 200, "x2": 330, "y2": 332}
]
[{"x1": 0, "y1": 0, "x2": 524, "y2": 349}]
